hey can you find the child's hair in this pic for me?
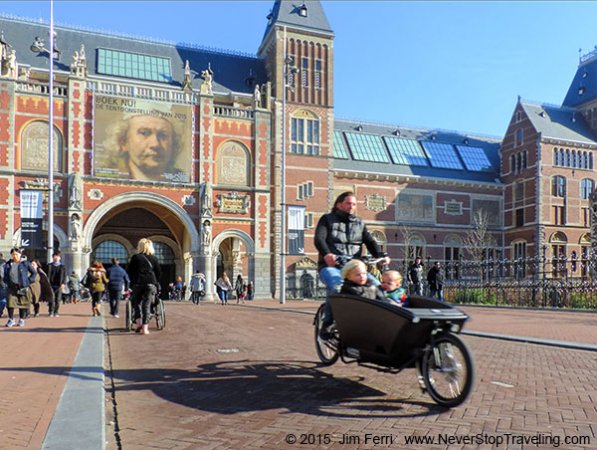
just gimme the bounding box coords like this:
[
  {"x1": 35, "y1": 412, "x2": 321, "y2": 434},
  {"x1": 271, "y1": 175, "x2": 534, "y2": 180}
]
[
  {"x1": 382, "y1": 270, "x2": 403, "y2": 285},
  {"x1": 341, "y1": 259, "x2": 367, "y2": 279}
]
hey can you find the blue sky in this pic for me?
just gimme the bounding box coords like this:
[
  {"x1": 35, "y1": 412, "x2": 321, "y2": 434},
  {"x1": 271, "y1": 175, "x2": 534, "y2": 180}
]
[{"x1": 1, "y1": 1, "x2": 597, "y2": 138}]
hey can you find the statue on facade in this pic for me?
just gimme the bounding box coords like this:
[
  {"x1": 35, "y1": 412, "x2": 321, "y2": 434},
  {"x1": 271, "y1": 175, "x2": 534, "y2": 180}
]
[
  {"x1": 200, "y1": 64, "x2": 213, "y2": 95},
  {"x1": 0, "y1": 31, "x2": 10, "y2": 62},
  {"x1": 201, "y1": 183, "x2": 213, "y2": 218},
  {"x1": 182, "y1": 60, "x2": 193, "y2": 92},
  {"x1": 69, "y1": 213, "x2": 82, "y2": 241},
  {"x1": 6, "y1": 49, "x2": 16, "y2": 78},
  {"x1": 202, "y1": 219, "x2": 211, "y2": 248},
  {"x1": 68, "y1": 173, "x2": 83, "y2": 210},
  {"x1": 70, "y1": 44, "x2": 87, "y2": 78},
  {"x1": 253, "y1": 83, "x2": 261, "y2": 108}
]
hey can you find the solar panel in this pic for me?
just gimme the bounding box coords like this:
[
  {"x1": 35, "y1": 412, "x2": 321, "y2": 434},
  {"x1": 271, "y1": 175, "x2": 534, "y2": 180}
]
[
  {"x1": 421, "y1": 141, "x2": 463, "y2": 169},
  {"x1": 344, "y1": 132, "x2": 390, "y2": 163},
  {"x1": 333, "y1": 131, "x2": 350, "y2": 159},
  {"x1": 384, "y1": 136, "x2": 429, "y2": 166},
  {"x1": 455, "y1": 146, "x2": 494, "y2": 172}
]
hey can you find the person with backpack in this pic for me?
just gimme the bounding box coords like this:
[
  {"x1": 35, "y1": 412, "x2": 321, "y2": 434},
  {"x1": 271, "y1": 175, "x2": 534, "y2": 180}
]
[
  {"x1": 85, "y1": 260, "x2": 109, "y2": 316},
  {"x1": 127, "y1": 238, "x2": 161, "y2": 335},
  {"x1": 3, "y1": 247, "x2": 36, "y2": 327},
  {"x1": 189, "y1": 270, "x2": 205, "y2": 305}
]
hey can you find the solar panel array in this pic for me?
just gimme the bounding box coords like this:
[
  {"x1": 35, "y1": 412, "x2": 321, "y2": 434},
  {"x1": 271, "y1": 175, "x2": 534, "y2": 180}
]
[{"x1": 336, "y1": 129, "x2": 495, "y2": 173}]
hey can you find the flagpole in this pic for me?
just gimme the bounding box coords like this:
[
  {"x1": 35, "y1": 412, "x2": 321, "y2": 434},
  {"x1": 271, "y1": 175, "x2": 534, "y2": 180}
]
[{"x1": 47, "y1": 0, "x2": 54, "y2": 263}]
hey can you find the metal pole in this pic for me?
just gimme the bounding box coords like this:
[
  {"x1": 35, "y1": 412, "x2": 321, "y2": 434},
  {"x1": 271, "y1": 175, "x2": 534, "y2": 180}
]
[
  {"x1": 47, "y1": 0, "x2": 54, "y2": 263},
  {"x1": 279, "y1": 26, "x2": 287, "y2": 304}
]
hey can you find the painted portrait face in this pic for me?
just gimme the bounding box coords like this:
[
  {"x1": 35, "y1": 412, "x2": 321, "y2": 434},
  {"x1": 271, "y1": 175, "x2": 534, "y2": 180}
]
[{"x1": 122, "y1": 115, "x2": 175, "y2": 179}]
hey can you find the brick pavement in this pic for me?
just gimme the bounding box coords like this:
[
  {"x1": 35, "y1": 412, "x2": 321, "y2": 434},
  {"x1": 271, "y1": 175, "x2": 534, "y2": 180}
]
[
  {"x1": 105, "y1": 302, "x2": 597, "y2": 450},
  {"x1": 0, "y1": 301, "x2": 95, "y2": 450}
]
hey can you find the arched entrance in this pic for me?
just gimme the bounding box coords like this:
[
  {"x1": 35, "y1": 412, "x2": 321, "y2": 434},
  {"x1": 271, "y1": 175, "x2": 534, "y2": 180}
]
[
  {"x1": 211, "y1": 230, "x2": 255, "y2": 300},
  {"x1": 82, "y1": 192, "x2": 200, "y2": 295}
]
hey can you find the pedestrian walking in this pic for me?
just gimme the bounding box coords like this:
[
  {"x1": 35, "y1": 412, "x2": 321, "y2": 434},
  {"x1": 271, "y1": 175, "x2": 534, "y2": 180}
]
[
  {"x1": 29, "y1": 260, "x2": 53, "y2": 317},
  {"x1": 189, "y1": 270, "x2": 205, "y2": 305},
  {"x1": 3, "y1": 247, "x2": 36, "y2": 327},
  {"x1": 234, "y1": 274, "x2": 245, "y2": 304},
  {"x1": 427, "y1": 261, "x2": 445, "y2": 302},
  {"x1": 85, "y1": 260, "x2": 109, "y2": 317},
  {"x1": 0, "y1": 252, "x2": 6, "y2": 318},
  {"x1": 127, "y1": 238, "x2": 161, "y2": 335},
  {"x1": 67, "y1": 271, "x2": 81, "y2": 304},
  {"x1": 246, "y1": 280, "x2": 254, "y2": 301},
  {"x1": 215, "y1": 272, "x2": 232, "y2": 305},
  {"x1": 46, "y1": 250, "x2": 67, "y2": 317},
  {"x1": 408, "y1": 256, "x2": 424, "y2": 296},
  {"x1": 107, "y1": 258, "x2": 130, "y2": 318}
]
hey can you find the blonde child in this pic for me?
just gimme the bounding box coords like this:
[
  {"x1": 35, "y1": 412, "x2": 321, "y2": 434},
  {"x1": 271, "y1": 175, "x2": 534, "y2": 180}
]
[
  {"x1": 380, "y1": 270, "x2": 408, "y2": 306},
  {"x1": 340, "y1": 260, "x2": 386, "y2": 301}
]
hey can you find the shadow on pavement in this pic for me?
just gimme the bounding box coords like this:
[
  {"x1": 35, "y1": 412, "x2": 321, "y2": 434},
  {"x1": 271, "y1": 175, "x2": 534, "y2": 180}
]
[{"x1": 110, "y1": 360, "x2": 444, "y2": 418}]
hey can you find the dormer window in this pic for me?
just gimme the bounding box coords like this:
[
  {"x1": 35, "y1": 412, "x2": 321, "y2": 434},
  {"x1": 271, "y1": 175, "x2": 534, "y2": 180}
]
[{"x1": 298, "y1": 3, "x2": 308, "y2": 17}]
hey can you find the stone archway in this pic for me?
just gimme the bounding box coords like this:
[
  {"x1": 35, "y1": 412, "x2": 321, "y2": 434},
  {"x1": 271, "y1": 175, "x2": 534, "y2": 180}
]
[{"x1": 80, "y1": 192, "x2": 200, "y2": 283}]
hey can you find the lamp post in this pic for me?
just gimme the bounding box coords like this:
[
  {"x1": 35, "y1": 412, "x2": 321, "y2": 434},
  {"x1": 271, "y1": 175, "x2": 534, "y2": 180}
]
[
  {"x1": 279, "y1": 26, "x2": 297, "y2": 304},
  {"x1": 30, "y1": 0, "x2": 58, "y2": 262}
]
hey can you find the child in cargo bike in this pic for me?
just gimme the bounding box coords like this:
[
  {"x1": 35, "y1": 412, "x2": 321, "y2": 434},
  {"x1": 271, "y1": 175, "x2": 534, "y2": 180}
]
[{"x1": 340, "y1": 260, "x2": 408, "y2": 307}]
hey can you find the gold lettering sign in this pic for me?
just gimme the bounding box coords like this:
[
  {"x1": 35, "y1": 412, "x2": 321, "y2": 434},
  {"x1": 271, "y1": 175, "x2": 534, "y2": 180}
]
[
  {"x1": 444, "y1": 200, "x2": 463, "y2": 216},
  {"x1": 216, "y1": 192, "x2": 250, "y2": 214},
  {"x1": 365, "y1": 194, "x2": 387, "y2": 212}
]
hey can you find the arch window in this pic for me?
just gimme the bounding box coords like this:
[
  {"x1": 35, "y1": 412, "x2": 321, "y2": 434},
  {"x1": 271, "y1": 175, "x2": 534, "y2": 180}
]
[
  {"x1": 581, "y1": 178, "x2": 595, "y2": 199},
  {"x1": 153, "y1": 242, "x2": 175, "y2": 264},
  {"x1": 591, "y1": 152, "x2": 594, "y2": 170},
  {"x1": 553, "y1": 148, "x2": 558, "y2": 166},
  {"x1": 20, "y1": 121, "x2": 63, "y2": 172},
  {"x1": 216, "y1": 141, "x2": 251, "y2": 187},
  {"x1": 291, "y1": 110, "x2": 320, "y2": 156},
  {"x1": 368, "y1": 230, "x2": 387, "y2": 253},
  {"x1": 92, "y1": 240, "x2": 129, "y2": 265},
  {"x1": 572, "y1": 150, "x2": 577, "y2": 168},
  {"x1": 550, "y1": 232, "x2": 567, "y2": 278},
  {"x1": 559, "y1": 148, "x2": 565, "y2": 166}
]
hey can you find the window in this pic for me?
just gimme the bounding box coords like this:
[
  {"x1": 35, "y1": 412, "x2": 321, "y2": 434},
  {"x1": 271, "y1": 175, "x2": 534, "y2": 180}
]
[
  {"x1": 572, "y1": 150, "x2": 577, "y2": 168},
  {"x1": 510, "y1": 154, "x2": 515, "y2": 173},
  {"x1": 444, "y1": 246, "x2": 460, "y2": 280},
  {"x1": 513, "y1": 241, "x2": 526, "y2": 279},
  {"x1": 333, "y1": 131, "x2": 350, "y2": 159},
  {"x1": 301, "y1": 57, "x2": 309, "y2": 88},
  {"x1": 291, "y1": 113, "x2": 320, "y2": 155},
  {"x1": 97, "y1": 48, "x2": 171, "y2": 83},
  {"x1": 455, "y1": 145, "x2": 493, "y2": 171},
  {"x1": 345, "y1": 132, "x2": 389, "y2": 163},
  {"x1": 297, "y1": 181, "x2": 314, "y2": 200},
  {"x1": 384, "y1": 137, "x2": 428, "y2": 166},
  {"x1": 305, "y1": 212, "x2": 314, "y2": 229},
  {"x1": 153, "y1": 242, "x2": 175, "y2": 264},
  {"x1": 515, "y1": 208, "x2": 524, "y2": 227},
  {"x1": 583, "y1": 207, "x2": 591, "y2": 227},
  {"x1": 514, "y1": 181, "x2": 524, "y2": 205},
  {"x1": 551, "y1": 175, "x2": 566, "y2": 197},
  {"x1": 92, "y1": 240, "x2": 128, "y2": 265},
  {"x1": 314, "y1": 60, "x2": 322, "y2": 89},
  {"x1": 552, "y1": 206, "x2": 566, "y2": 225},
  {"x1": 515, "y1": 129, "x2": 523, "y2": 146},
  {"x1": 566, "y1": 149, "x2": 571, "y2": 167},
  {"x1": 550, "y1": 232, "x2": 567, "y2": 278},
  {"x1": 421, "y1": 141, "x2": 463, "y2": 169},
  {"x1": 553, "y1": 148, "x2": 559, "y2": 166},
  {"x1": 581, "y1": 178, "x2": 595, "y2": 199}
]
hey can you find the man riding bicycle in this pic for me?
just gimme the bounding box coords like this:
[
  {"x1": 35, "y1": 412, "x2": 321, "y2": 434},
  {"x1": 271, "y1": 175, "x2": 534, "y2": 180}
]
[{"x1": 314, "y1": 191, "x2": 390, "y2": 338}]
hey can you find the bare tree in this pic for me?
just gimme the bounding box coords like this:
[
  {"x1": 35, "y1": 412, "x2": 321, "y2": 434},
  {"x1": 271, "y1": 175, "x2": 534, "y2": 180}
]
[
  {"x1": 464, "y1": 209, "x2": 491, "y2": 261},
  {"x1": 399, "y1": 224, "x2": 416, "y2": 273}
]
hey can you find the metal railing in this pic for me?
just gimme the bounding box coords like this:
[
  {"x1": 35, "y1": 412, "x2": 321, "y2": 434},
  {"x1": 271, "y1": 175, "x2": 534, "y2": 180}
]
[{"x1": 285, "y1": 256, "x2": 597, "y2": 310}]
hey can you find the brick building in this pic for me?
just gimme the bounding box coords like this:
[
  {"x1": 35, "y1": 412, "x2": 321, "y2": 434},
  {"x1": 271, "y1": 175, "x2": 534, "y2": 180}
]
[{"x1": 0, "y1": 1, "x2": 595, "y2": 300}]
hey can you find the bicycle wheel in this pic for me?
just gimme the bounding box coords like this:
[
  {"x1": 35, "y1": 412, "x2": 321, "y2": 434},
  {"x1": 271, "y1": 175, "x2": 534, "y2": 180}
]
[
  {"x1": 125, "y1": 300, "x2": 132, "y2": 332},
  {"x1": 420, "y1": 333, "x2": 474, "y2": 408},
  {"x1": 155, "y1": 298, "x2": 166, "y2": 330},
  {"x1": 314, "y1": 304, "x2": 339, "y2": 365}
]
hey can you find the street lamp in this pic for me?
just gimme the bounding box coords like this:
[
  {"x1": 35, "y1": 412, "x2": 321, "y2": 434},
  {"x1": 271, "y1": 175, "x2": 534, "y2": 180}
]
[
  {"x1": 279, "y1": 26, "x2": 298, "y2": 304},
  {"x1": 29, "y1": 1, "x2": 59, "y2": 262}
]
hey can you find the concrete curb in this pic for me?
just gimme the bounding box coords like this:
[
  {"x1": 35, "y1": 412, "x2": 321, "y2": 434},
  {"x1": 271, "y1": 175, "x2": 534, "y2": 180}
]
[
  {"x1": 41, "y1": 315, "x2": 105, "y2": 450},
  {"x1": 462, "y1": 330, "x2": 597, "y2": 352}
]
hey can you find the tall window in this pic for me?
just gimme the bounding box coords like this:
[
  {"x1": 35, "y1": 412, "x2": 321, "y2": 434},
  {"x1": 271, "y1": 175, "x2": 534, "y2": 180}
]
[
  {"x1": 513, "y1": 241, "x2": 526, "y2": 279},
  {"x1": 552, "y1": 206, "x2": 566, "y2": 225},
  {"x1": 515, "y1": 129, "x2": 523, "y2": 146},
  {"x1": 550, "y1": 232, "x2": 567, "y2": 278},
  {"x1": 92, "y1": 240, "x2": 129, "y2": 265},
  {"x1": 581, "y1": 178, "x2": 595, "y2": 199},
  {"x1": 314, "y1": 60, "x2": 322, "y2": 89},
  {"x1": 551, "y1": 175, "x2": 566, "y2": 197},
  {"x1": 291, "y1": 111, "x2": 320, "y2": 156},
  {"x1": 301, "y1": 57, "x2": 309, "y2": 88}
]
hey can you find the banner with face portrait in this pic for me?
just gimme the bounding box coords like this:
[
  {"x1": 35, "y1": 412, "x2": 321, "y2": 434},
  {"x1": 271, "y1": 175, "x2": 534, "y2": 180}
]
[{"x1": 93, "y1": 96, "x2": 192, "y2": 183}]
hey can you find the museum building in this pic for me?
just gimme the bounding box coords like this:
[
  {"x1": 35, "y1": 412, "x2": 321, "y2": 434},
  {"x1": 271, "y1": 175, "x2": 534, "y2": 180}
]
[{"x1": 1, "y1": 0, "x2": 597, "y2": 300}]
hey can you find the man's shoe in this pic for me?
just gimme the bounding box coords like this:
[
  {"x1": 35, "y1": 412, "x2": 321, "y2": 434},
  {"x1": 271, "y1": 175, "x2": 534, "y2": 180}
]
[
  {"x1": 53, "y1": 313, "x2": 59, "y2": 317},
  {"x1": 17, "y1": 319, "x2": 25, "y2": 327},
  {"x1": 5, "y1": 318, "x2": 15, "y2": 328},
  {"x1": 114, "y1": 314, "x2": 119, "y2": 318}
]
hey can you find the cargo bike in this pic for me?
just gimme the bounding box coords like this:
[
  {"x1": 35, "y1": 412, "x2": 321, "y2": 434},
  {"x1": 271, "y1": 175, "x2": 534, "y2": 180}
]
[{"x1": 314, "y1": 294, "x2": 474, "y2": 407}]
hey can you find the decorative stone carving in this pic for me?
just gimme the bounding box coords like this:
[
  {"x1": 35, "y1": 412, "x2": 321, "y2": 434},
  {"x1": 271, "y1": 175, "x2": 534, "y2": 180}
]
[
  {"x1": 364, "y1": 194, "x2": 387, "y2": 212},
  {"x1": 70, "y1": 44, "x2": 87, "y2": 78},
  {"x1": 69, "y1": 213, "x2": 82, "y2": 241},
  {"x1": 88, "y1": 189, "x2": 104, "y2": 200},
  {"x1": 202, "y1": 219, "x2": 211, "y2": 249},
  {"x1": 182, "y1": 60, "x2": 193, "y2": 92},
  {"x1": 215, "y1": 192, "x2": 250, "y2": 214},
  {"x1": 200, "y1": 64, "x2": 213, "y2": 95},
  {"x1": 68, "y1": 173, "x2": 83, "y2": 210},
  {"x1": 201, "y1": 183, "x2": 213, "y2": 218},
  {"x1": 253, "y1": 83, "x2": 261, "y2": 108}
]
